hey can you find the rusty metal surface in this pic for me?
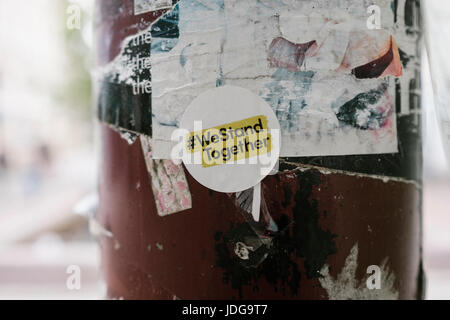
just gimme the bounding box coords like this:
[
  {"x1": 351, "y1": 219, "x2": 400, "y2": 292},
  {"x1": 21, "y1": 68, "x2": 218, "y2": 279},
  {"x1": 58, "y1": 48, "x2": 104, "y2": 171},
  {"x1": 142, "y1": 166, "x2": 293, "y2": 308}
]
[{"x1": 98, "y1": 124, "x2": 421, "y2": 299}]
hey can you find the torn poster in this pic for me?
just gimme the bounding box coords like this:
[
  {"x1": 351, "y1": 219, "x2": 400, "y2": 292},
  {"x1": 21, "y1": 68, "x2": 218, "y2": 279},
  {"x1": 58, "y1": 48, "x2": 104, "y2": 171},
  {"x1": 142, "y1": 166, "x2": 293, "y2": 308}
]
[
  {"x1": 150, "y1": 0, "x2": 403, "y2": 158},
  {"x1": 140, "y1": 136, "x2": 192, "y2": 216},
  {"x1": 134, "y1": 0, "x2": 173, "y2": 15},
  {"x1": 95, "y1": 0, "x2": 180, "y2": 137},
  {"x1": 96, "y1": 31, "x2": 153, "y2": 136}
]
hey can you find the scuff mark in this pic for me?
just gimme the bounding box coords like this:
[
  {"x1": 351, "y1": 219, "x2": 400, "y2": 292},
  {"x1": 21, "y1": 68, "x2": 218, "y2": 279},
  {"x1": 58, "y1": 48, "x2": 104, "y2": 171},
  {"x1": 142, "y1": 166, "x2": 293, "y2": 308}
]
[{"x1": 279, "y1": 161, "x2": 422, "y2": 189}]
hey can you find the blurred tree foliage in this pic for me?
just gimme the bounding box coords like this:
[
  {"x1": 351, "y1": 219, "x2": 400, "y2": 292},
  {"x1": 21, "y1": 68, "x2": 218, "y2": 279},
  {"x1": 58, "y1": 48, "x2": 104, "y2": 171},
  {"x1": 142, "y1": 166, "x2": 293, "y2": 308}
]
[{"x1": 55, "y1": 1, "x2": 92, "y2": 118}]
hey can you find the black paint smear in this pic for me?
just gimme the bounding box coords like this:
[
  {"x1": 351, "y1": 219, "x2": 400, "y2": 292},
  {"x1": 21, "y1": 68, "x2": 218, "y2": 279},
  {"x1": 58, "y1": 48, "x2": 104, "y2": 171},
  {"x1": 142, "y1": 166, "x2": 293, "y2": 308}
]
[
  {"x1": 352, "y1": 37, "x2": 394, "y2": 79},
  {"x1": 399, "y1": 49, "x2": 410, "y2": 68},
  {"x1": 214, "y1": 222, "x2": 302, "y2": 299},
  {"x1": 279, "y1": 162, "x2": 299, "y2": 172},
  {"x1": 291, "y1": 170, "x2": 337, "y2": 278},
  {"x1": 214, "y1": 170, "x2": 337, "y2": 298},
  {"x1": 393, "y1": 0, "x2": 398, "y2": 23},
  {"x1": 405, "y1": 0, "x2": 419, "y2": 27},
  {"x1": 335, "y1": 83, "x2": 389, "y2": 130},
  {"x1": 97, "y1": 81, "x2": 152, "y2": 136},
  {"x1": 282, "y1": 185, "x2": 292, "y2": 208}
]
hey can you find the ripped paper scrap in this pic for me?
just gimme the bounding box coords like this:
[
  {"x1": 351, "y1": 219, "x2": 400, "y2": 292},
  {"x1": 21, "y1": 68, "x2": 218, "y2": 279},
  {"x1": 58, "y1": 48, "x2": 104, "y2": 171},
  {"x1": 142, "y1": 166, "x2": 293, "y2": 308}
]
[
  {"x1": 251, "y1": 182, "x2": 261, "y2": 222},
  {"x1": 134, "y1": 0, "x2": 173, "y2": 15},
  {"x1": 140, "y1": 136, "x2": 192, "y2": 216}
]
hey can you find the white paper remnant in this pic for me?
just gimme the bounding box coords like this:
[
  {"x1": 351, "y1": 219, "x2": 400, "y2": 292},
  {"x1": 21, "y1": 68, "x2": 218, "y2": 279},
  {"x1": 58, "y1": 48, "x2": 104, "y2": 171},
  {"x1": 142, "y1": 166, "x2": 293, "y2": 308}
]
[{"x1": 134, "y1": 0, "x2": 173, "y2": 15}]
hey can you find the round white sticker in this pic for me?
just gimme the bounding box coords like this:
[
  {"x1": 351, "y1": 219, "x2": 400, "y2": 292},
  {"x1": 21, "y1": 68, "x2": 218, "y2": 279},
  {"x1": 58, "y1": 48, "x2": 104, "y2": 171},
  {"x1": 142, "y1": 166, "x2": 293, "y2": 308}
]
[{"x1": 178, "y1": 86, "x2": 281, "y2": 193}]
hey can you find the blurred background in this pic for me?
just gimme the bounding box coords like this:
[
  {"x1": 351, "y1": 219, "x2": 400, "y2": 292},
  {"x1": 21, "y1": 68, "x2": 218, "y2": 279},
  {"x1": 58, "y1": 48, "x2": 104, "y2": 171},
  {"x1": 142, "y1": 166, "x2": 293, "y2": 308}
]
[
  {"x1": 0, "y1": 0, "x2": 448, "y2": 299},
  {"x1": 0, "y1": 0, "x2": 102, "y2": 299}
]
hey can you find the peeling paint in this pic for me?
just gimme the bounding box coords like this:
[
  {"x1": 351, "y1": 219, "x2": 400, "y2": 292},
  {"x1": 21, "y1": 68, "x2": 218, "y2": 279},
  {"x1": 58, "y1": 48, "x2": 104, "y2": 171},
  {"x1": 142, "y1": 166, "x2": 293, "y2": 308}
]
[
  {"x1": 319, "y1": 244, "x2": 399, "y2": 300},
  {"x1": 279, "y1": 160, "x2": 421, "y2": 189},
  {"x1": 114, "y1": 240, "x2": 121, "y2": 250}
]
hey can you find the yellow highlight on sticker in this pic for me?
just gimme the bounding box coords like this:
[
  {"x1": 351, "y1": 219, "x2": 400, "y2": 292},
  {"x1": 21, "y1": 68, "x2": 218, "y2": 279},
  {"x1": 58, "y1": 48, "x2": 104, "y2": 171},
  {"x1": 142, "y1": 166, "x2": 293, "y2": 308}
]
[{"x1": 186, "y1": 115, "x2": 272, "y2": 167}]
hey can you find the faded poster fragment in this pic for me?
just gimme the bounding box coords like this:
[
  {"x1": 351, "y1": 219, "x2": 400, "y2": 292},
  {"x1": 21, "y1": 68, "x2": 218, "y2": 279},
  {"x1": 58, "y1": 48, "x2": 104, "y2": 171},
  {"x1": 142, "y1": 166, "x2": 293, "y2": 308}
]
[
  {"x1": 95, "y1": 2, "x2": 181, "y2": 136},
  {"x1": 96, "y1": 24, "x2": 153, "y2": 135},
  {"x1": 140, "y1": 136, "x2": 192, "y2": 216},
  {"x1": 151, "y1": 0, "x2": 404, "y2": 158}
]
